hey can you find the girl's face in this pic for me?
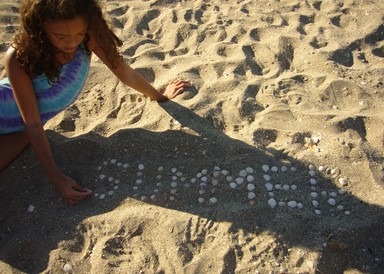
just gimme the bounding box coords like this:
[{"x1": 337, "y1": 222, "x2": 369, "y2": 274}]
[{"x1": 43, "y1": 15, "x2": 88, "y2": 54}]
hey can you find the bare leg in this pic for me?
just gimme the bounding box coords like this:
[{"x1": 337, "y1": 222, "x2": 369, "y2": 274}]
[{"x1": 0, "y1": 131, "x2": 29, "y2": 171}]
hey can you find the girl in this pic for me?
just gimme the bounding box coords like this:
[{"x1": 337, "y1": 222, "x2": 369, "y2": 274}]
[{"x1": 0, "y1": 0, "x2": 191, "y2": 204}]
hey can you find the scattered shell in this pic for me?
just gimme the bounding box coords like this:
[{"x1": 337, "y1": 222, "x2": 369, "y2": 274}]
[
  {"x1": 169, "y1": 196, "x2": 175, "y2": 201},
  {"x1": 338, "y1": 189, "x2": 346, "y2": 195},
  {"x1": 318, "y1": 166, "x2": 325, "y2": 172},
  {"x1": 287, "y1": 201, "x2": 297, "y2": 208},
  {"x1": 209, "y1": 197, "x2": 218, "y2": 204},
  {"x1": 170, "y1": 189, "x2": 177, "y2": 195},
  {"x1": 99, "y1": 174, "x2": 105, "y2": 180},
  {"x1": 312, "y1": 200, "x2": 319, "y2": 207},
  {"x1": 329, "y1": 192, "x2": 337, "y2": 198},
  {"x1": 236, "y1": 177, "x2": 244, "y2": 185},
  {"x1": 247, "y1": 184, "x2": 256, "y2": 191},
  {"x1": 158, "y1": 166, "x2": 163, "y2": 171},
  {"x1": 239, "y1": 170, "x2": 248, "y2": 177},
  {"x1": 246, "y1": 175, "x2": 255, "y2": 182},
  {"x1": 248, "y1": 192, "x2": 256, "y2": 199},
  {"x1": 27, "y1": 205, "x2": 35, "y2": 212},
  {"x1": 138, "y1": 164, "x2": 145, "y2": 170},
  {"x1": 246, "y1": 167, "x2": 254, "y2": 173},
  {"x1": 110, "y1": 159, "x2": 117, "y2": 164},
  {"x1": 198, "y1": 197, "x2": 204, "y2": 203},
  {"x1": 290, "y1": 167, "x2": 297, "y2": 172},
  {"x1": 344, "y1": 210, "x2": 351, "y2": 215},
  {"x1": 308, "y1": 164, "x2": 316, "y2": 171},
  {"x1": 63, "y1": 263, "x2": 73, "y2": 274},
  {"x1": 327, "y1": 198, "x2": 336, "y2": 206},
  {"x1": 281, "y1": 166, "x2": 288, "y2": 172},
  {"x1": 99, "y1": 194, "x2": 106, "y2": 199},
  {"x1": 310, "y1": 192, "x2": 318, "y2": 198},
  {"x1": 337, "y1": 205, "x2": 344, "y2": 210},
  {"x1": 108, "y1": 191, "x2": 114, "y2": 196},
  {"x1": 262, "y1": 164, "x2": 270, "y2": 172},
  {"x1": 268, "y1": 198, "x2": 277, "y2": 208},
  {"x1": 279, "y1": 201, "x2": 286, "y2": 207},
  {"x1": 315, "y1": 209, "x2": 321, "y2": 215},
  {"x1": 310, "y1": 178, "x2": 317, "y2": 185},
  {"x1": 291, "y1": 185, "x2": 297, "y2": 190},
  {"x1": 297, "y1": 203, "x2": 303, "y2": 209},
  {"x1": 170, "y1": 182, "x2": 178, "y2": 188},
  {"x1": 309, "y1": 170, "x2": 316, "y2": 177},
  {"x1": 108, "y1": 177, "x2": 113, "y2": 182},
  {"x1": 150, "y1": 195, "x2": 156, "y2": 200},
  {"x1": 275, "y1": 184, "x2": 282, "y2": 190},
  {"x1": 283, "y1": 184, "x2": 290, "y2": 191},
  {"x1": 136, "y1": 179, "x2": 143, "y2": 185},
  {"x1": 226, "y1": 176, "x2": 234, "y2": 182},
  {"x1": 230, "y1": 182, "x2": 237, "y2": 189},
  {"x1": 265, "y1": 183, "x2": 273, "y2": 191},
  {"x1": 338, "y1": 177, "x2": 348, "y2": 186},
  {"x1": 271, "y1": 166, "x2": 278, "y2": 172},
  {"x1": 211, "y1": 179, "x2": 219, "y2": 186},
  {"x1": 199, "y1": 189, "x2": 205, "y2": 195},
  {"x1": 141, "y1": 195, "x2": 147, "y2": 200},
  {"x1": 123, "y1": 163, "x2": 129, "y2": 168},
  {"x1": 263, "y1": 174, "x2": 271, "y2": 181}
]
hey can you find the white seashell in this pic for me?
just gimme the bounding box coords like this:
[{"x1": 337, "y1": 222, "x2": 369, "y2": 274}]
[
  {"x1": 108, "y1": 191, "x2": 114, "y2": 196},
  {"x1": 135, "y1": 179, "x2": 143, "y2": 185},
  {"x1": 236, "y1": 177, "x2": 244, "y2": 185},
  {"x1": 170, "y1": 189, "x2": 177, "y2": 195},
  {"x1": 214, "y1": 166, "x2": 221, "y2": 171},
  {"x1": 200, "y1": 182, "x2": 207, "y2": 187},
  {"x1": 344, "y1": 210, "x2": 351, "y2": 215},
  {"x1": 308, "y1": 164, "x2": 316, "y2": 171},
  {"x1": 262, "y1": 164, "x2": 270, "y2": 172},
  {"x1": 246, "y1": 167, "x2": 254, "y2": 174},
  {"x1": 172, "y1": 176, "x2": 177, "y2": 181},
  {"x1": 290, "y1": 167, "x2": 297, "y2": 172},
  {"x1": 315, "y1": 209, "x2": 321, "y2": 215},
  {"x1": 117, "y1": 162, "x2": 122, "y2": 167},
  {"x1": 150, "y1": 195, "x2": 156, "y2": 200},
  {"x1": 154, "y1": 189, "x2": 159, "y2": 193},
  {"x1": 268, "y1": 198, "x2": 277, "y2": 208},
  {"x1": 318, "y1": 166, "x2": 325, "y2": 172},
  {"x1": 27, "y1": 205, "x2": 35, "y2": 212},
  {"x1": 263, "y1": 174, "x2": 271, "y2": 181},
  {"x1": 171, "y1": 167, "x2": 177, "y2": 173},
  {"x1": 63, "y1": 263, "x2": 73, "y2": 273},
  {"x1": 199, "y1": 189, "x2": 205, "y2": 195},
  {"x1": 156, "y1": 182, "x2": 162, "y2": 187},
  {"x1": 337, "y1": 205, "x2": 344, "y2": 210},
  {"x1": 110, "y1": 159, "x2": 117, "y2": 164},
  {"x1": 312, "y1": 200, "x2": 319, "y2": 207},
  {"x1": 310, "y1": 186, "x2": 317, "y2": 191},
  {"x1": 279, "y1": 201, "x2": 286, "y2": 207},
  {"x1": 321, "y1": 191, "x2": 327, "y2": 197},
  {"x1": 287, "y1": 201, "x2": 297, "y2": 208},
  {"x1": 99, "y1": 194, "x2": 106, "y2": 199},
  {"x1": 291, "y1": 185, "x2": 297, "y2": 190},
  {"x1": 281, "y1": 166, "x2": 288, "y2": 172},
  {"x1": 327, "y1": 198, "x2": 336, "y2": 206},
  {"x1": 133, "y1": 186, "x2": 138, "y2": 191},
  {"x1": 201, "y1": 169, "x2": 208, "y2": 174},
  {"x1": 271, "y1": 166, "x2": 278, "y2": 172},
  {"x1": 310, "y1": 178, "x2": 317, "y2": 185},
  {"x1": 97, "y1": 166, "x2": 102, "y2": 171},
  {"x1": 198, "y1": 197, "x2": 204, "y2": 203},
  {"x1": 108, "y1": 176, "x2": 113, "y2": 182},
  {"x1": 239, "y1": 170, "x2": 247, "y2": 177},
  {"x1": 211, "y1": 179, "x2": 219, "y2": 186},
  {"x1": 268, "y1": 192, "x2": 275, "y2": 197},
  {"x1": 138, "y1": 164, "x2": 144, "y2": 170},
  {"x1": 248, "y1": 192, "x2": 256, "y2": 199},
  {"x1": 158, "y1": 166, "x2": 163, "y2": 171},
  {"x1": 329, "y1": 192, "x2": 337, "y2": 198},
  {"x1": 209, "y1": 197, "x2": 218, "y2": 204},
  {"x1": 201, "y1": 176, "x2": 208, "y2": 182},
  {"x1": 141, "y1": 195, "x2": 147, "y2": 200},
  {"x1": 191, "y1": 178, "x2": 197, "y2": 183},
  {"x1": 283, "y1": 184, "x2": 290, "y2": 191},
  {"x1": 247, "y1": 184, "x2": 256, "y2": 191},
  {"x1": 170, "y1": 182, "x2": 178, "y2": 188},
  {"x1": 156, "y1": 175, "x2": 162, "y2": 180},
  {"x1": 309, "y1": 170, "x2": 316, "y2": 177},
  {"x1": 297, "y1": 203, "x2": 303, "y2": 209},
  {"x1": 226, "y1": 176, "x2": 233, "y2": 182},
  {"x1": 196, "y1": 172, "x2": 203, "y2": 178},
  {"x1": 169, "y1": 196, "x2": 175, "y2": 201},
  {"x1": 229, "y1": 182, "x2": 237, "y2": 189},
  {"x1": 275, "y1": 184, "x2": 282, "y2": 190},
  {"x1": 265, "y1": 183, "x2": 273, "y2": 191},
  {"x1": 176, "y1": 171, "x2": 183, "y2": 177},
  {"x1": 221, "y1": 170, "x2": 230, "y2": 176},
  {"x1": 94, "y1": 193, "x2": 99, "y2": 197},
  {"x1": 338, "y1": 177, "x2": 348, "y2": 186},
  {"x1": 246, "y1": 175, "x2": 255, "y2": 182},
  {"x1": 137, "y1": 171, "x2": 143, "y2": 177},
  {"x1": 310, "y1": 192, "x2": 318, "y2": 198}
]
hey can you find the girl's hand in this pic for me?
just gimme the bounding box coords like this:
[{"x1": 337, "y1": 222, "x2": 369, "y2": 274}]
[
  {"x1": 53, "y1": 173, "x2": 92, "y2": 204},
  {"x1": 161, "y1": 79, "x2": 191, "y2": 101}
]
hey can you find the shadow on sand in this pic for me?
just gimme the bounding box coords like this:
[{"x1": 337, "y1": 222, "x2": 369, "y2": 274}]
[{"x1": 1, "y1": 101, "x2": 383, "y2": 273}]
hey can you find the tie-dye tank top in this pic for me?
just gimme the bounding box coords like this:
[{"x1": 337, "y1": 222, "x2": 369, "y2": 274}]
[{"x1": 0, "y1": 45, "x2": 90, "y2": 134}]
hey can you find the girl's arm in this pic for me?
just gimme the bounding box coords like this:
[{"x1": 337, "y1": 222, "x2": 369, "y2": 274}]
[
  {"x1": 87, "y1": 37, "x2": 190, "y2": 101},
  {"x1": 4, "y1": 47, "x2": 91, "y2": 203}
]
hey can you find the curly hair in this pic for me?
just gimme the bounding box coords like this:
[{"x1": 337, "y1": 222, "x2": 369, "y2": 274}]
[{"x1": 14, "y1": 0, "x2": 123, "y2": 83}]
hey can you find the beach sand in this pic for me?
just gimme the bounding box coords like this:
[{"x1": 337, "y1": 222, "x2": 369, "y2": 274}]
[{"x1": 1, "y1": 0, "x2": 384, "y2": 273}]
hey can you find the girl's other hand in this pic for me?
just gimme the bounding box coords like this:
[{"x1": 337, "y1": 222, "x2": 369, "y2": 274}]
[
  {"x1": 53, "y1": 173, "x2": 92, "y2": 204},
  {"x1": 162, "y1": 79, "x2": 191, "y2": 101}
]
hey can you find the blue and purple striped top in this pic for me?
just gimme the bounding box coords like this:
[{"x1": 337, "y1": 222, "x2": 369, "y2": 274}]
[{"x1": 0, "y1": 45, "x2": 90, "y2": 134}]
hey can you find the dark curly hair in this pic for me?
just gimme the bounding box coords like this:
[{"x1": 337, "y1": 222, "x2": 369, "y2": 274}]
[{"x1": 14, "y1": 0, "x2": 123, "y2": 83}]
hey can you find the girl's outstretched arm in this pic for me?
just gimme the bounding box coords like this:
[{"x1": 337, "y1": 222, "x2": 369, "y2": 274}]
[
  {"x1": 88, "y1": 37, "x2": 191, "y2": 101},
  {"x1": 4, "y1": 48, "x2": 91, "y2": 204}
]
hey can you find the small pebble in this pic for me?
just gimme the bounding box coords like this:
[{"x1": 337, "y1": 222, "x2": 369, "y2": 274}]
[
  {"x1": 309, "y1": 170, "x2": 316, "y2": 177},
  {"x1": 310, "y1": 192, "x2": 318, "y2": 198},
  {"x1": 150, "y1": 195, "x2": 156, "y2": 200},
  {"x1": 169, "y1": 196, "x2": 175, "y2": 201},
  {"x1": 338, "y1": 177, "x2": 348, "y2": 186},
  {"x1": 123, "y1": 163, "x2": 129, "y2": 168},
  {"x1": 287, "y1": 201, "x2": 297, "y2": 208},
  {"x1": 239, "y1": 170, "x2": 247, "y2": 177},
  {"x1": 108, "y1": 191, "x2": 114, "y2": 196},
  {"x1": 230, "y1": 182, "x2": 237, "y2": 189},
  {"x1": 236, "y1": 177, "x2": 244, "y2": 185},
  {"x1": 281, "y1": 166, "x2": 288, "y2": 172},
  {"x1": 329, "y1": 192, "x2": 337, "y2": 198},
  {"x1": 246, "y1": 175, "x2": 255, "y2": 182},
  {"x1": 209, "y1": 197, "x2": 218, "y2": 204},
  {"x1": 171, "y1": 182, "x2": 178, "y2": 188},
  {"x1": 344, "y1": 210, "x2": 351, "y2": 215},
  {"x1": 141, "y1": 195, "x2": 146, "y2": 200},
  {"x1": 198, "y1": 197, "x2": 204, "y2": 203},
  {"x1": 338, "y1": 189, "x2": 346, "y2": 195},
  {"x1": 110, "y1": 159, "x2": 117, "y2": 164},
  {"x1": 213, "y1": 171, "x2": 221, "y2": 178},
  {"x1": 279, "y1": 201, "x2": 286, "y2": 207},
  {"x1": 327, "y1": 198, "x2": 336, "y2": 206},
  {"x1": 337, "y1": 205, "x2": 344, "y2": 210},
  {"x1": 283, "y1": 184, "x2": 290, "y2": 191},
  {"x1": 138, "y1": 164, "x2": 144, "y2": 170},
  {"x1": 211, "y1": 179, "x2": 219, "y2": 186},
  {"x1": 248, "y1": 192, "x2": 256, "y2": 199},
  {"x1": 310, "y1": 178, "x2": 317, "y2": 185},
  {"x1": 170, "y1": 189, "x2": 177, "y2": 195},
  {"x1": 271, "y1": 166, "x2": 278, "y2": 172},
  {"x1": 27, "y1": 205, "x2": 35, "y2": 212},
  {"x1": 291, "y1": 185, "x2": 297, "y2": 190},
  {"x1": 136, "y1": 179, "x2": 143, "y2": 184},
  {"x1": 63, "y1": 263, "x2": 73, "y2": 274},
  {"x1": 297, "y1": 203, "x2": 303, "y2": 209},
  {"x1": 226, "y1": 176, "x2": 233, "y2": 182},
  {"x1": 275, "y1": 184, "x2": 282, "y2": 190},
  {"x1": 312, "y1": 200, "x2": 319, "y2": 207},
  {"x1": 99, "y1": 194, "x2": 106, "y2": 199},
  {"x1": 308, "y1": 164, "x2": 316, "y2": 171},
  {"x1": 99, "y1": 174, "x2": 106, "y2": 180},
  {"x1": 263, "y1": 174, "x2": 271, "y2": 181},
  {"x1": 108, "y1": 177, "x2": 113, "y2": 182},
  {"x1": 246, "y1": 167, "x2": 254, "y2": 173},
  {"x1": 318, "y1": 166, "x2": 325, "y2": 172},
  {"x1": 315, "y1": 209, "x2": 321, "y2": 215},
  {"x1": 199, "y1": 189, "x2": 205, "y2": 195},
  {"x1": 290, "y1": 167, "x2": 297, "y2": 172}
]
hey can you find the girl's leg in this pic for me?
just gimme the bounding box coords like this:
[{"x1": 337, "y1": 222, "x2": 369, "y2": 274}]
[{"x1": 0, "y1": 131, "x2": 29, "y2": 171}]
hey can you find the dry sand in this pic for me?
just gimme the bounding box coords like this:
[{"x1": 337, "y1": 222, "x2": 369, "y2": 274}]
[{"x1": 1, "y1": 0, "x2": 384, "y2": 273}]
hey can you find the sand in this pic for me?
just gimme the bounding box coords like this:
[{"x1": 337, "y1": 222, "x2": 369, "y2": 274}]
[{"x1": 1, "y1": 0, "x2": 384, "y2": 273}]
